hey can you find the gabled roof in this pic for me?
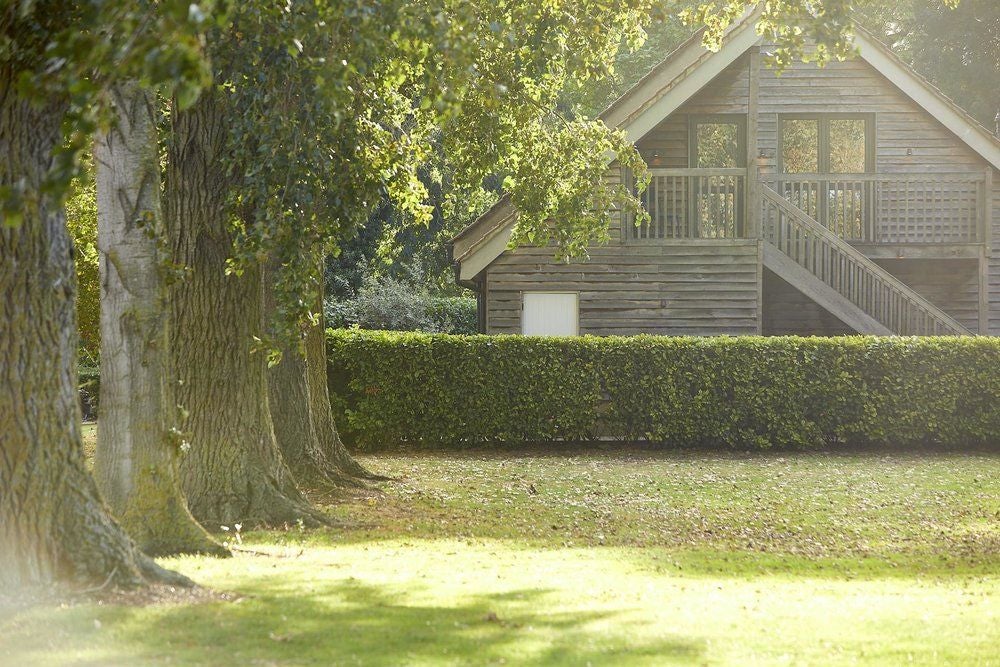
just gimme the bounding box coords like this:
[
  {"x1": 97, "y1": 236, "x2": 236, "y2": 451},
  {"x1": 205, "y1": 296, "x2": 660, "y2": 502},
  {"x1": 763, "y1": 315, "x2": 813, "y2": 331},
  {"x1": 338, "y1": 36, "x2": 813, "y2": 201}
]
[{"x1": 451, "y1": 12, "x2": 1000, "y2": 282}]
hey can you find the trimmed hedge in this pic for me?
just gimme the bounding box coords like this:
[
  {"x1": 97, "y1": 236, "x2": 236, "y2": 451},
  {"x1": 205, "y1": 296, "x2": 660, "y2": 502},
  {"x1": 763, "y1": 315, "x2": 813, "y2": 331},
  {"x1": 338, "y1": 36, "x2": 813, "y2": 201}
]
[{"x1": 326, "y1": 330, "x2": 1000, "y2": 450}]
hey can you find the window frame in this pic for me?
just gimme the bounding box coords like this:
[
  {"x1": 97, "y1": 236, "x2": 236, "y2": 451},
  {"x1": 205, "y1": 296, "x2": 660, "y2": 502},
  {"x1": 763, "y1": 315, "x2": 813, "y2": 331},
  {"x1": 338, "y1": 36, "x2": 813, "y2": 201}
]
[
  {"x1": 777, "y1": 113, "x2": 876, "y2": 175},
  {"x1": 687, "y1": 114, "x2": 748, "y2": 169}
]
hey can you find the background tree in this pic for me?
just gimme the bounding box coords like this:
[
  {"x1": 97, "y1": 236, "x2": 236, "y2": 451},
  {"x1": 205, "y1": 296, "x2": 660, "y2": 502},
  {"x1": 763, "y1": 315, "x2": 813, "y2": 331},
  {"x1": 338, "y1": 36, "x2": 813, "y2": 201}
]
[
  {"x1": 167, "y1": 89, "x2": 328, "y2": 526},
  {"x1": 65, "y1": 166, "x2": 100, "y2": 357},
  {"x1": 172, "y1": 0, "x2": 947, "y2": 527},
  {"x1": 167, "y1": 0, "x2": 655, "y2": 524},
  {"x1": 2, "y1": 0, "x2": 960, "y2": 589},
  {"x1": 94, "y1": 80, "x2": 226, "y2": 556},
  {"x1": 858, "y1": 0, "x2": 998, "y2": 130}
]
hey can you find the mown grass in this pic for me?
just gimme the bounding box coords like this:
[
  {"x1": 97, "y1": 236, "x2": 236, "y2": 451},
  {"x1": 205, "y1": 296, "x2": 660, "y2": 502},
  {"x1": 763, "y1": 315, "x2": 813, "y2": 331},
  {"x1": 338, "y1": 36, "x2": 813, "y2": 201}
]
[{"x1": 2, "y1": 448, "x2": 998, "y2": 666}]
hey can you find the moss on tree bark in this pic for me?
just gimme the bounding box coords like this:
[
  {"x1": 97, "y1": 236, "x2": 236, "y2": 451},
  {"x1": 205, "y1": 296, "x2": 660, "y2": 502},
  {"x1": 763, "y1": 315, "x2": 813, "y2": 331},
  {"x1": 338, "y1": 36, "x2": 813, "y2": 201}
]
[
  {"x1": 165, "y1": 91, "x2": 327, "y2": 529},
  {"x1": 93, "y1": 81, "x2": 227, "y2": 558},
  {"x1": 0, "y1": 79, "x2": 188, "y2": 591}
]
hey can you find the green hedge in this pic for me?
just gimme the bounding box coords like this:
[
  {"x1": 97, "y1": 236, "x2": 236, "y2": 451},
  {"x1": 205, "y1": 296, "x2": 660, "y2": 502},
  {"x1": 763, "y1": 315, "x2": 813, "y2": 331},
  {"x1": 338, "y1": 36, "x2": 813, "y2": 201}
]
[{"x1": 326, "y1": 330, "x2": 1000, "y2": 450}]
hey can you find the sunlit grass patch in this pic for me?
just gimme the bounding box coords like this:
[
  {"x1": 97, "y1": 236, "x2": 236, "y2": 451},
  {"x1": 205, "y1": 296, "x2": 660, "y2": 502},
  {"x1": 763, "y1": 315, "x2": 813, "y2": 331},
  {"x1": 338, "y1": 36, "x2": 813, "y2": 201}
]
[{"x1": 2, "y1": 450, "x2": 997, "y2": 665}]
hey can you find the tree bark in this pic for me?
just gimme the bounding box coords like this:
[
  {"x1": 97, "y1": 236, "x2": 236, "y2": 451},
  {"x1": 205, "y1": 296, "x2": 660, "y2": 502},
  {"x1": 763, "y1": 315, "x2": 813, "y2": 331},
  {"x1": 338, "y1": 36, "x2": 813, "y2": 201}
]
[
  {"x1": 0, "y1": 75, "x2": 188, "y2": 591},
  {"x1": 264, "y1": 262, "x2": 376, "y2": 488},
  {"x1": 93, "y1": 81, "x2": 227, "y2": 557},
  {"x1": 165, "y1": 91, "x2": 325, "y2": 529},
  {"x1": 304, "y1": 283, "x2": 385, "y2": 482}
]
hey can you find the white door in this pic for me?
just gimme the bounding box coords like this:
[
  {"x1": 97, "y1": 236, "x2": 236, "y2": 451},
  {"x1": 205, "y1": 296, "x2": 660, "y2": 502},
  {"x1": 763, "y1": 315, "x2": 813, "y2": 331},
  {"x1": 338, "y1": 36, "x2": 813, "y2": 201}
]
[{"x1": 522, "y1": 292, "x2": 579, "y2": 336}]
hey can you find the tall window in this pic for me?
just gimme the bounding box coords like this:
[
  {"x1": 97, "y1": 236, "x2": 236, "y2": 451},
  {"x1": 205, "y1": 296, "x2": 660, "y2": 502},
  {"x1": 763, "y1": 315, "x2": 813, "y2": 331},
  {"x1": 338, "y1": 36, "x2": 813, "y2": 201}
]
[
  {"x1": 687, "y1": 116, "x2": 746, "y2": 237},
  {"x1": 778, "y1": 114, "x2": 875, "y2": 239},
  {"x1": 779, "y1": 114, "x2": 873, "y2": 174},
  {"x1": 781, "y1": 118, "x2": 819, "y2": 173},
  {"x1": 690, "y1": 116, "x2": 746, "y2": 168}
]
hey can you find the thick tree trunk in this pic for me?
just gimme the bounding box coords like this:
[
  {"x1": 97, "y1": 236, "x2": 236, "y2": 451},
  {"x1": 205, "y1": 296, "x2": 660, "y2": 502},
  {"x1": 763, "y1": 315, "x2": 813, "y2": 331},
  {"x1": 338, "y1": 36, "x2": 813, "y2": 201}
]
[
  {"x1": 304, "y1": 285, "x2": 385, "y2": 482},
  {"x1": 266, "y1": 334, "x2": 332, "y2": 484},
  {"x1": 165, "y1": 91, "x2": 325, "y2": 528},
  {"x1": 93, "y1": 82, "x2": 226, "y2": 557},
  {"x1": 264, "y1": 264, "x2": 374, "y2": 488},
  {"x1": 0, "y1": 76, "x2": 187, "y2": 591}
]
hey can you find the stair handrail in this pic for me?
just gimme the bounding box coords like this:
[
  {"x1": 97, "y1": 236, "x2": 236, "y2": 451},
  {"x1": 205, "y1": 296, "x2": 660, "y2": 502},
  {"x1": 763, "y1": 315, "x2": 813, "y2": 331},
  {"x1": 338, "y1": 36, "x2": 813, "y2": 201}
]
[{"x1": 760, "y1": 184, "x2": 971, "y2": 335}]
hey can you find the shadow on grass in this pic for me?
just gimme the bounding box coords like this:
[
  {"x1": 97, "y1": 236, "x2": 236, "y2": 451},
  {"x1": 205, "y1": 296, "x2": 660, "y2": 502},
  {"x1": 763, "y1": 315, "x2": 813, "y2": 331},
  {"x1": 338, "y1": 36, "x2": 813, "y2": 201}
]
[{"x1": 5, "y1": 578, "x2": 704, "y2": 666}]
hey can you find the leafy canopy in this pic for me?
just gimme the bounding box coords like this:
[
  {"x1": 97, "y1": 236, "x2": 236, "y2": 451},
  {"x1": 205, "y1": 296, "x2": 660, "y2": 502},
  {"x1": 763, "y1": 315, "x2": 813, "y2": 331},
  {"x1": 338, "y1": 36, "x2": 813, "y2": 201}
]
[
  {"x1": 221, "y1": 0, "x2": 963, "y2": 337},
  {"x1": 5, "y1": 0, "x2": 963, "y2": 338},
  {"x1": 0, "y1": 0, "x2": 214, "y2": 226}
]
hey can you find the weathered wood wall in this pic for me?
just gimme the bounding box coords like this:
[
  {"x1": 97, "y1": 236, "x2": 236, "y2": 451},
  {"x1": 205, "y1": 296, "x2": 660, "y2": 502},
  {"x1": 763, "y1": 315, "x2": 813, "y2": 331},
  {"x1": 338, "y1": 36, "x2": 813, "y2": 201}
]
[
  {"x1": 482, "y1": 46, "x2": 999, "y2": 336},
  {"x1": 990, "y1": 167, "x2": 1000, "y2": 334},
  {"x1": 633, "y1": 47, "x2": 999, "y2": 335},
  {"x1": 484, "y1": 241, "x2": 760, "y2": 335},
  {"x1": 638, "y1": 51, "x2": 989, "y2": 176}
]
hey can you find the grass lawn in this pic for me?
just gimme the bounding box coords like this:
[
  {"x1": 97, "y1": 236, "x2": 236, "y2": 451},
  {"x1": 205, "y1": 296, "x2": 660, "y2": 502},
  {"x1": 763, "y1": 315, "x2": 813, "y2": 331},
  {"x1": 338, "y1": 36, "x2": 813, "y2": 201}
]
[{"x1": 2, "y1": 444, "x2": 998, "y2": 665}]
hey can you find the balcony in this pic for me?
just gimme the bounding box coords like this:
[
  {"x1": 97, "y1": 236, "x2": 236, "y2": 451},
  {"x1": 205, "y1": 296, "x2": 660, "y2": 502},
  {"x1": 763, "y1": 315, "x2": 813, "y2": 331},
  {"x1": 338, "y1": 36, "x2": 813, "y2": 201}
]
[
  {"x1": 630, "y1": 168, "x2": 989, "y2": 255},
  {"x1": 631, "y1": 168, "x2": 746, "y2": 240}
]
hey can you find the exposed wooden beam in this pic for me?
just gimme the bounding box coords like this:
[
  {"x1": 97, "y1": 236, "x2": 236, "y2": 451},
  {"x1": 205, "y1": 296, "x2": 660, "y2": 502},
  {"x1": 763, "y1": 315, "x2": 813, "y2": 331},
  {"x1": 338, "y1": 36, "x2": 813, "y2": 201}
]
[
  {"x1": 848, "y1": 244, "x2": 981, "y2": 260},
  {"x1": 981, "y1": 169, "x2": 994, "y2": 334},
  {"x1": 746, "y1": 46, "x2": 760, "y2": 240}
]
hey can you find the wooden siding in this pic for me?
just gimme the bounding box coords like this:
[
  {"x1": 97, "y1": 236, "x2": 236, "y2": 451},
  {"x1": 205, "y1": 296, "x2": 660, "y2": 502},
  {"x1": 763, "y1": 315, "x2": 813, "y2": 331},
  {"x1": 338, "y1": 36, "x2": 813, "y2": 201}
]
[
  {"x1": 991, "y1": 167, "x2": 1000, "y2": 334},
  {"x1": 485, "y1": 241, "x2": 759, "y2": 335},
  {"x1": 763, "y1": 259, "x2": 979, "y2": 335},
  {"x1": 636, "y1": 56, "x2": 749, "y2": 169},
  {"x1": 632, "y1": 47, "x2": 1000, "y2": 336},
  {"x1": 480, "y1": 46, "x2": 1000, "y2": 337},
  {"x1": 762, "y1": 269, "x2": 853, "y2": 336},
  {"x1": 756, "y1": 54, "x2": 988, "y2": 175},
  {"x1": 634, "y1": 49, "x2": 992, "y2": 185}
]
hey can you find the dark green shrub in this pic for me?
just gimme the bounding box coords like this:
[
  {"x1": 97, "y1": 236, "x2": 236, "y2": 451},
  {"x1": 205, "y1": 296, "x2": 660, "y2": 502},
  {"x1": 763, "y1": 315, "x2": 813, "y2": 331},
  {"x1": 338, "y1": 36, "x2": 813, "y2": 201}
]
[
  {"x1": 325, "y1": 276, "x2": 477, "y2": 334},
  {"x1": 425, "y1": 297, "x2": 478, "y2": 334},
  {"x1": 326, "y1": 331, "x2": 1000, "y2": 450}
]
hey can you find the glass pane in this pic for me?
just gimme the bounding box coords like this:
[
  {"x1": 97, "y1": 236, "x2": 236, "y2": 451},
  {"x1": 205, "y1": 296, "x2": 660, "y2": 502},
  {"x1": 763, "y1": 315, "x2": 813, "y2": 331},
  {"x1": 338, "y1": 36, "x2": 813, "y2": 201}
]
[
  {"x1": 696, "y1": 123, "x2": 739, "y2": 168},
  {"x1": 781, "y1": 119, "x2": 818, "y2": 173},
  {"x1": 829, "y1": 118, "x2": 868, "y2": 173}
]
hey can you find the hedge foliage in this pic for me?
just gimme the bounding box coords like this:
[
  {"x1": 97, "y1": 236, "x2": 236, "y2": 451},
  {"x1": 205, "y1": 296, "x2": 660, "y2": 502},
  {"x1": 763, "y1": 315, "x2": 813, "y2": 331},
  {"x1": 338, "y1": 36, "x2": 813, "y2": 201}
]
[{"x1": 326, "y1": 330, "x2": 1000, "y2": 450}]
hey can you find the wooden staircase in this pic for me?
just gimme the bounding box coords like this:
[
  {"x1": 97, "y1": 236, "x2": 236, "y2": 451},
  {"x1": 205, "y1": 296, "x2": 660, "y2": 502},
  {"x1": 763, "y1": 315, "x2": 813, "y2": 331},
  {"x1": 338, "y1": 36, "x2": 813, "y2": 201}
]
[{"x1": 760, "y1": 185, "x2": 971, "y2": 335}]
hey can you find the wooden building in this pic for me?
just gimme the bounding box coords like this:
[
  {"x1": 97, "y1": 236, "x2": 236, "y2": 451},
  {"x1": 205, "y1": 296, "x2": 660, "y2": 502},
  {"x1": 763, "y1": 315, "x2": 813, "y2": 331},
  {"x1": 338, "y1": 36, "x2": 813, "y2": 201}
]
[{"x1": 449, "y1": 15, "x2": 1000, "y2": 337}]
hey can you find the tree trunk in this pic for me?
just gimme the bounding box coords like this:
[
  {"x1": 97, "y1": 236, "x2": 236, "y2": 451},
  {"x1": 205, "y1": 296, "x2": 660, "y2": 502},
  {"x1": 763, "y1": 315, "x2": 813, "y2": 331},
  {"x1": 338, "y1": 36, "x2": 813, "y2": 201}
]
[
  {"x1": 264, "y1": 261, "x2": 374, "y2": 488},
  {"x1": 165, "y1": 91, "x2": 325, "y2": 529},
  {"x1": 304, "y1": 284, "x2": 385, "y2": 482},
  {"x1": 0, "y1": 76, "x2": 187, "y2": 591},
  {"x1": 93, "y1": 81, "x2": 227, "y2": 557}
]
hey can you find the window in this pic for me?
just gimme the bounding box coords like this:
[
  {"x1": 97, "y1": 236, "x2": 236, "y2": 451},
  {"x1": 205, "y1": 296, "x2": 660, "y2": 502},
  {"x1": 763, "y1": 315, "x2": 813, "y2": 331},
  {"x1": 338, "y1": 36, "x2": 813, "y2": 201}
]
[
  {"x1": 778, "y1": 115, "x2": 875, "y2": 239},
  {"x1": 779, "y1": 114, "x2": 873, "y2": 174},
  {"x1": 522, "y1": 293, "x2": 578, "y2": 336},
  {"x1": 781, "y1": 118, "x2": 819, "y2": 173},
  {"x1": 690, "y1": 116, "x2": 746, "y2": 168},
  {"x1": 829, "y1": 118, "x2": 868, "y2": 173}
]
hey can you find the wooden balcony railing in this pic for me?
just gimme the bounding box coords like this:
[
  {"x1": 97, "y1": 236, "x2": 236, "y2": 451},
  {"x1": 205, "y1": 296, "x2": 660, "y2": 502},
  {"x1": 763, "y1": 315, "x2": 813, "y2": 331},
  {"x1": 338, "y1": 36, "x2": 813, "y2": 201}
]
[
  {"x1": 763, "y1": 172, "x2": 987, "y2": 244},
  {"x1": 629, "y1": 170, "x2": 987, "y2": 246},
  {"x1": 631, "y1": 168, "x2": 746, "y2": 240}
]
